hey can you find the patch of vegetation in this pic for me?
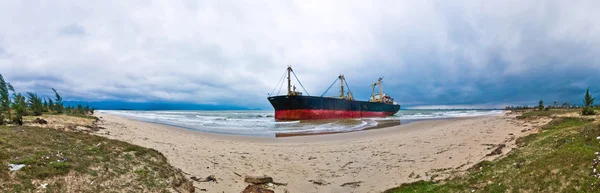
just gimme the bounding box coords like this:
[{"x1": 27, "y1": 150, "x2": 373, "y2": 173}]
[
  {"x1": 384, "y1": 181, "x2": 440, "y2": 193},
  {"x1": 385, "y1": 117, "x2": 600, "y2": 193},
  {"x1": 0, "y1": 73, "x2": 97, "y2": 125},
  {"x1": 0, "y1": 125, "x2": 192, "y2": 192},
  {"x1": 64, "y1": 113, "x2": 100, "y2": 120},
  {"x1": 518, "y1": 109, "x2": 577, "y2": 119},
  {"x1": 541, "y1": 117, "x2": 593, "y2": 130}
]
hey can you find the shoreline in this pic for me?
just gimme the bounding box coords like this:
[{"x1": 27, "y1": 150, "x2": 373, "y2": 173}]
[
  {"x1": 95, "y1": 112, "x2": 489, "y2": 143},
  {"x1": 93, "y1": 111, "x2": 531, "y2": 193},
  {"x1": 275, "y1": 119, "x2": 402, "y2": 137},
  {"x1": 97, "y1": 109, "x2": 503, "y2": 139},
  {"x1": 97, "y1": 111, "x2": 415, "y2": 139},
  {"x1": 96, "y1": 112, "x2": 421, "y2": 143}
]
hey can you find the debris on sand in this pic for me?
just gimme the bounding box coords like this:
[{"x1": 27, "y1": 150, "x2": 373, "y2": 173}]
[
  {"x1": 191, "y1": 175, "x2": 217, "y2": 183},
  {"x1": 8, "y1": 164, "x2": 25, "y2": 171},
  {"x1": 241, "y1": 185, "x2": 274, "y2": 193},
  {"x1": 309, "y1": 179, "x2": 330, "y2": 186},
  {"x1": 341, "y1": 161, "x2": 354, "y2": 168},
  {"x1": 33, "y1": 118, "x2": 48, "y2": 124},
  {"x1": 341, "y1": 181, "x2": 363, "y2": 188},
  {"x1": 244, "y1": 175, "x2": 273, "y2": 184},
  {"x1": 486, "y1": 144, "x2": 506, "y2": 156}
]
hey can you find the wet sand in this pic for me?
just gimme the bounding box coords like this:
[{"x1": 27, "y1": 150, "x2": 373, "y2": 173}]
[
  {"x1": 95, "y1": 112, "x2": 537, "y2": 193},
  {"x1": 275, "y1": 120, "x2": 402, "y2": 137}
]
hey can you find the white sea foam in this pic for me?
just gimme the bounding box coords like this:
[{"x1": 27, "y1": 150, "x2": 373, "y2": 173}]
[{"x1": 100, "y1": 109, "x2": 503, "y2": 137}]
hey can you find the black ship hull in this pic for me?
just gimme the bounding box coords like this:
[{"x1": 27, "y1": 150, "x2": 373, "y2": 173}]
[{"x1": 268, "y1": 95, "x2": 400, "y2": 120}]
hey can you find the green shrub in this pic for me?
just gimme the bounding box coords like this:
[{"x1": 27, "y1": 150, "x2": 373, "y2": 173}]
[{"x1": 582, "y1": 107, "x2": 596, "y2": 115}]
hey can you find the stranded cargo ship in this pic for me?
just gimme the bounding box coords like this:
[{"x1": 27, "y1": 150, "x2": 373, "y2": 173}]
[{"x1": 268, "y1": 66, "x2": 400, "y2": 120}]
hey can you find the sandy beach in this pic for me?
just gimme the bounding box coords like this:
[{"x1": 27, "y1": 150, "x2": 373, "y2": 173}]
[{"x1": 94, "y1": 112, "x2": 540, "y2": 193}]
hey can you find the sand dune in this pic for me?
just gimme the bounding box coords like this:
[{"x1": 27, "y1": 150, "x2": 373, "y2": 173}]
[{"x1": 95, "y1": 112, "x2": 539, "y2": 193}]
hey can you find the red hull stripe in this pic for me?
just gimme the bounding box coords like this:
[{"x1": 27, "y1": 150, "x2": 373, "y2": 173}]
[{"x1": 275, "y1": 109, "x2": 395, "y2": 120}]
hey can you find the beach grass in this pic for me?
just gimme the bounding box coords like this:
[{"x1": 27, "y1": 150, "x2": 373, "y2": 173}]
[
  {"x1": 384, "y1": 116, "x2": 600, "y2": 193},
  {"x1": 63, "y1": 113, "x2": 100, "y2": 120},
  {"x1": 518, "y1": 109, "x2": 578, "y2": 119},
  {"x1": 0, "y1": 125, "x2": 192, "y2": 192},
  {"x1": 39, "y1": 111, "x2": 99, "y2": 121}
]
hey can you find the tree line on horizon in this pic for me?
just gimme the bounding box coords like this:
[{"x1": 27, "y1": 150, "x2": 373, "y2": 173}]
[
  {"x1": 0, "y1": 74, "x2": 95, "y2": 125},
  {"x1": 505, "y1": 88, "x2": 596, "y2": 115}
]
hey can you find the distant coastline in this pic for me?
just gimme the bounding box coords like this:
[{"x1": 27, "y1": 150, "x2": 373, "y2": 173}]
[{"x1": 63, "y1": 101, "x2": 257, "y2": 111}]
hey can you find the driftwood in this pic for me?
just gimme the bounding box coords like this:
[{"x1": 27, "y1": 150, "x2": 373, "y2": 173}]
[
  {"x1": 244, "y1": 175, "x2": 273, "y2": 184},
  {"x1": 340, "y1": 181, "x2": 363, "y2": 188},
  {"x1": 241, "y1": 185, "x2": 274, "y2": 193},
  {"x1": 486, "y1": 144, "x2": 506, "y2": 156},
  {"x1": 341, "y1": 161, "x2": 353, "y2": 168},
  {"x1": 309, "y1": 179, "x2": 330, "y2": 186},
  {"x1": 191, "y1": 175, "x2": 217, "y2": 183},
  {"x1": 33, "y1": 118, "x2": 48, "y2": 124}
]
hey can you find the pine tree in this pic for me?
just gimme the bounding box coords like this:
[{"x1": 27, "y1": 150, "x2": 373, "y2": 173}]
[
  {"x1": 7, "y1": 83, "x2": 16, "y2": 123},
  {"x1": 52, "y1": 88, "x2": 63, "y2": 114},
  {"x1": 538, "y1": 100, "x2": 544, "y2": 111},
  {"x1": 26, "y1": 92, "x2": 43, "y2": 116},
  {"x1": 48, "y1": 98, "x2": 54, "y2": 112},
  {"x1": 583, "y1": 88, "x2": 596, "y2": 115},
  {"x1": 0, "y1": 74, "x2": 11, "y2": 124},
  {"x1": 12, "y1": 93, "x2": 26, "y2": 125},
  {"x1": 43, "y1": 98, "x2": 48, "y2": 112}
]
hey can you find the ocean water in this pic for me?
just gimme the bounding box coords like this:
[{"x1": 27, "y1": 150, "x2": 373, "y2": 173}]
[{"x1": 99, "y1": 109, "x2": 504, "y2": 137}]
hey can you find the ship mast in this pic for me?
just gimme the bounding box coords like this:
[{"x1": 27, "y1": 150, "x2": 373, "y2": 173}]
[
  {"x1": 370, "y1": 83, "x2": 376, "y2": 101},
  {"x1": 369, "y1": 77, "x2": 384, "y2": 102},
  {"x1": 339, "y1": 75, "x2": 345, "y2": 99},
  {"x1": 287, "y1": 66, "x2": 292, "y2": 96},
  {"x1": 379, "y1": 78, "x2": 383, "y2": 101}
]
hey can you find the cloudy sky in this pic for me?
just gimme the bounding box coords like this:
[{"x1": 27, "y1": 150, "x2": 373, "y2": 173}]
[{"x1": 1, "y1": 0, "x2": 599, "y2": 109}]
